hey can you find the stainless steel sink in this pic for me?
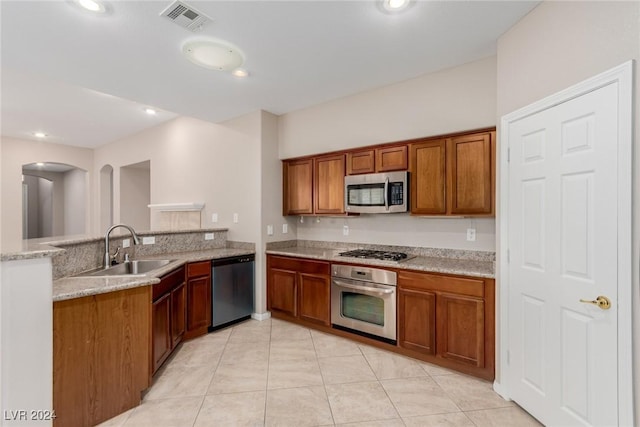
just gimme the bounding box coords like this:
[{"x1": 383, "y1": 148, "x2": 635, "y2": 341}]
[{"x1": 79, "y1": 259, "x2": 175, "y2": 277}]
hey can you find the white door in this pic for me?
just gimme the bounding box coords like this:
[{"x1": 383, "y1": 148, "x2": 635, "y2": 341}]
[{"x1": 504, "y1": 68, "x2": 632, "y2": 426}]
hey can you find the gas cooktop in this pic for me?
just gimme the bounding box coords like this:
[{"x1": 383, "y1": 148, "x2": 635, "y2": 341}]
[{"x1": 338, "y1": 249, "x2": 412, "y2": 262}]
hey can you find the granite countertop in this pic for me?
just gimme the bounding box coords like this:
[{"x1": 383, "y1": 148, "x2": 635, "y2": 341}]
[
  {"x1": 53, "y1": 247, "x2": 255, "y2": 302},
  {"x1": 1, "y1": 228, "x2": 230, "y2": 262},
  {"x1": 0, "y1": 241, "x2": 65, "y2": 261},
  {"x1": 265, "y1": 246, "x2": 495, "y2": 279}
]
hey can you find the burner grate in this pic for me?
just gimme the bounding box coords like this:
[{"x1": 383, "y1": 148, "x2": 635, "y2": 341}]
[{"x1": 339, "y1": 249, "x2": 409, "y2": 262}]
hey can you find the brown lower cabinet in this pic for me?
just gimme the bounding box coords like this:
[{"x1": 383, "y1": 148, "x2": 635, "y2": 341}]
[
  {"x1": 397, "y1": 270, "x2": 495, "y2": 380},
  {"x1": 267, "y1": 255, "x2": 331, "y2": 326},
  {"x1": 185, "y1": 260, "x2": 212, "y2": 339},
  {"x1": 152, "y1": 265, "x2": 186, "y2": 374},
  {"x1": 266, "y1": 254, "x2": 495, "y2": 381},
  {"x1": 53, "y1": 286, "x2": 151, "y2": 427}
]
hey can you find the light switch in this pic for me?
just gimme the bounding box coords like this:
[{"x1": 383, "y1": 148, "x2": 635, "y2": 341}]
[
  {"x1": 211, "y1": 213, "x2": 218, "y2": 223},
  {"x1": 142, "y1": 236, "x2": 155, "y2": 245},
  {"x1": 205, "y1": 233, "x2": 215, "y2": 240},
  {"x1": 343, "y1": 225, "x2": 349, "y2": 236},
  {"x1": 267, "y1": 225, "x2": 274, "y2": 236},
  {"x1": 122, "y1": 238, "x2": 131, "y2": 248},
  {"x1": 282, "y1": 223, "x2": 288, "y2": 234},
  {"x1": 233, "y1": 213, "x2": 239, "y2": 223}
]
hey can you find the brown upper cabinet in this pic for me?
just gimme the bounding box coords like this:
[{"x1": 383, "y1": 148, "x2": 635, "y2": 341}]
[
  {"x1": 314, "y1": 154, "x2": 345, "y2": 214},
  {"x1": 283, "y1": 154, "x2": 346, "y2": 215},
  {"x1": 410, "y1": 139, "x2": 447, "y2": 215},
  {"x1": 411, "y1": 130, "x2": 495, "y2": 216},
  {"x1": 346, "y1": 144, "x2": 408, "y2": 175},
  {"x1": 283, "y1": 128, "x2": 494, "y2": 217},
  {"x1": 449, "y1": 132, "x2": 493, "y2": 215},
  {"x1": 283, "y1": 158, "x2": 314, "y2": 215}
]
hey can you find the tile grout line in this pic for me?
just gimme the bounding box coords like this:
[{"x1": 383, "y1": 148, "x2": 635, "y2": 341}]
[
  {"x1": 192, "y1": 325, "x2": 234, "y2": 426},
  {"x1": 310, "y1": 329, "x2": 337, "y2": 426},
  {"x1": 263, "y1": 319, "x2": 273, "y2": 426}
]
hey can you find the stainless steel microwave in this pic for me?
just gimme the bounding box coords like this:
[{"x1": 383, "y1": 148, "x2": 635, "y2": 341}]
[{"x1": 344, "y1": 171, "x2": 409, "y2": 214}]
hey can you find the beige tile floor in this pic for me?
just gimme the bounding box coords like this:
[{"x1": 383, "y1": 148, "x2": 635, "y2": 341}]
[{"x1": 99, "y1": 318, "x2": 542, "y2": 427}]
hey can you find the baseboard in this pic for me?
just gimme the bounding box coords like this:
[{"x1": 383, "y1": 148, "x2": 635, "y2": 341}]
[
  {"x1": 251, "y1": 312, "x2": 271, "y2": 321},
  {"x1": 493, "y1": 380, "x2": 511, "y2": 401}
]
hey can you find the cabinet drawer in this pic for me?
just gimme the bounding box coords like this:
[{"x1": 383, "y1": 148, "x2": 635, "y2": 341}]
[
  {"x1": 153, "y1": 266, "x2": 186, "y2": 301},
  {"x1": 187, "y1": 261, "x2": 210, "y2": 278},
  {"x1": 268, "y1": 256, "x2": 330, "y2": 275},
  {"x1": 398, "y1": 270, "x2": 484, "y2": 298}
]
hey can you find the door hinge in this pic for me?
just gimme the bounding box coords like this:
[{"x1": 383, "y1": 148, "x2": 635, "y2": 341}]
[{"x1": 507, "y1": 147, "x2": 510, "y2": 162}]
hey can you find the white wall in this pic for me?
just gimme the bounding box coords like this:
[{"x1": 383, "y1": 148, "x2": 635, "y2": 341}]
[
  {"x1": 94, "y1": 114, "x2": 263, "y2": 242},
  {"x1": 297, "y1": 215, "x2": 495, "y2": 252},
  {"x1": 277, "y1": 57, "x2": 498, "y2": 251},
  {"x1": 119, "y1": 161, "x2": 150, "y2": 231},
  {"x1": 0, "y1": 137, "x2": 93, "y2": 251},
  {"x1": 0, "y1": 257, "x2": 53, "y2": 427},
  {"x1": 496, "y1": 1, "x2": 640, "y2": 422},
  {"x1": 279, "y1": 56, "x2": 497, "y2": 159},
  {"x1": 63, "y1": 168, "x2": 87, "y2": 235},
  {"x1": 38, "y1": 177, "x2": 53, "y2": 237}
]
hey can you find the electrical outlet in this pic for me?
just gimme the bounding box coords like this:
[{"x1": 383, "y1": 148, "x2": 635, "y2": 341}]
[
  {"x1": 204, "y1": 233, "x2": 214, "y2": 240},
  {"x1": 267, "y1": 225, "x2": 273, "y2": 236},
  {"x1": 211, "y1": 213, "x2": 218, "y2": 223},
  {"x1": 142, "y1": 236, "x2": 155, "y2": 245},
  {"x1": 343, "y1": 225, "x2": 349, "y2": 236},
  {"x1": 466, "y1": 228, "x2": 476, "y2": 242},
  {"x1": 122, "y1": 238, "x2": 130, "y2": 248},
  {"x1": 233, "y1": 213, "x2": 239, "y2": 223},
  {"x1": 282, "y1": 223, "x2": 288, "y2": 234}
]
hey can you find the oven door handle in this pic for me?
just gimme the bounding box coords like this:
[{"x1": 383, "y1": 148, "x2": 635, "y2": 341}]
[{"x1": 332, "y1": 279, "x2": 395, "y2": 295}]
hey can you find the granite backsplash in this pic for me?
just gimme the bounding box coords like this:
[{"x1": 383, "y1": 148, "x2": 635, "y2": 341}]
[{"x1": 51, "y1": 229, "x2": 236, "y2": 279}]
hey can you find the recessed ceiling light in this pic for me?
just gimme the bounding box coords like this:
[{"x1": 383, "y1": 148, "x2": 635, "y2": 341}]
[
  {"x1": 381, "y1": 0, "x2": 411, "y2": 13},
  {"x1": 183, "y1": 39, "x2": 244, "y2": 72},
  {"x1": 36, "y1": 162, "x2": 45, "y2": 167},
  {"x1": 34, "y1": 132, "x2": 47, "y2": 138},
  {"x1": 144, "y1": 108, "x2": 157, "y2": 115},
  {"x1": 75, "y1": 0, "x2": 106, "y2": 13},
  {"x1": 232, "y1": 68, "x2": 249, "y2": 78}
]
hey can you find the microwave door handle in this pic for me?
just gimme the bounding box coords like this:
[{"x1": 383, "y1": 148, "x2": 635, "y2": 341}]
[
  {"x1": 384, "y1": 177, "x2": 390, "y2": 211},
  {"x1": 332, "y1": 279, "x2": 394, "y2": 294}
]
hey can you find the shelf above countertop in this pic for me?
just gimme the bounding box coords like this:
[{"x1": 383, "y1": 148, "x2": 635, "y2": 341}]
[{"x1": 147, "y1": 202, "x2": 205, "y2": 211}]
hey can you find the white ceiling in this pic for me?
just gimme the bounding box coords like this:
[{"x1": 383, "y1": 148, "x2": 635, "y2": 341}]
[{"x1": 1, "y1": 0, "x2": 539, "y2": 148}]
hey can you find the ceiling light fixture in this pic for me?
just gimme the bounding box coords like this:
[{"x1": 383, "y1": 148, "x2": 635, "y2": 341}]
[
  {"x1": 36, "y1": 162, "x2": 45, "y2": 167},
  {"x1": 183, "y1": 39, "x2": 245, "y2": 72},
  {"x1": 34, "y1": 132, "x2": 47, "y2": 138},
  {"x1": 380, "y1": 0, "x2": 411, "y2": 13},
  {"x1": 144, "y1": 108, "x2": 157, "y2": 115},
  {"x1": 232, "y1": 68, "x2": 249, "y2": 78},
  {"x1": 75, "y1": 0, "x2": 106, "y2": 13}
]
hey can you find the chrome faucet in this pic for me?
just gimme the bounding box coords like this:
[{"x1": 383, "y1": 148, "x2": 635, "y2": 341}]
[{"x1": 104, "y1": 224, "x2": 140, "y2": 268}]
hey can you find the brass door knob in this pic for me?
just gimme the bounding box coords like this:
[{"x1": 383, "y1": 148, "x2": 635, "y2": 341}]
[{"x1": 579, "y1": 295, "x2": 611, "y2": 310}]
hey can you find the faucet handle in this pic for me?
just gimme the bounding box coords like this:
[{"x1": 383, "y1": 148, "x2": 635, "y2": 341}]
[{"x1": 110, "y1": 246, "x2": 121, "y2": 265}]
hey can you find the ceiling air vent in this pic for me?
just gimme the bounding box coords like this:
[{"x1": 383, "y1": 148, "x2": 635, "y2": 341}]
[{"x1": 160, "y1": 1, "x2": 211, "y2": 32}]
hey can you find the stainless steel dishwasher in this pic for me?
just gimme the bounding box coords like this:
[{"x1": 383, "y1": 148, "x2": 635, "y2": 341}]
[{"x1": 209, "y1": 254, "x2": 255, "y2": 330}]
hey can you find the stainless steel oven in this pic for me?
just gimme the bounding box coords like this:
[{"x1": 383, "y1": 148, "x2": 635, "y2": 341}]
[{"x1": 331, "y1": 264, "x2": 396, "y2": 343}]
